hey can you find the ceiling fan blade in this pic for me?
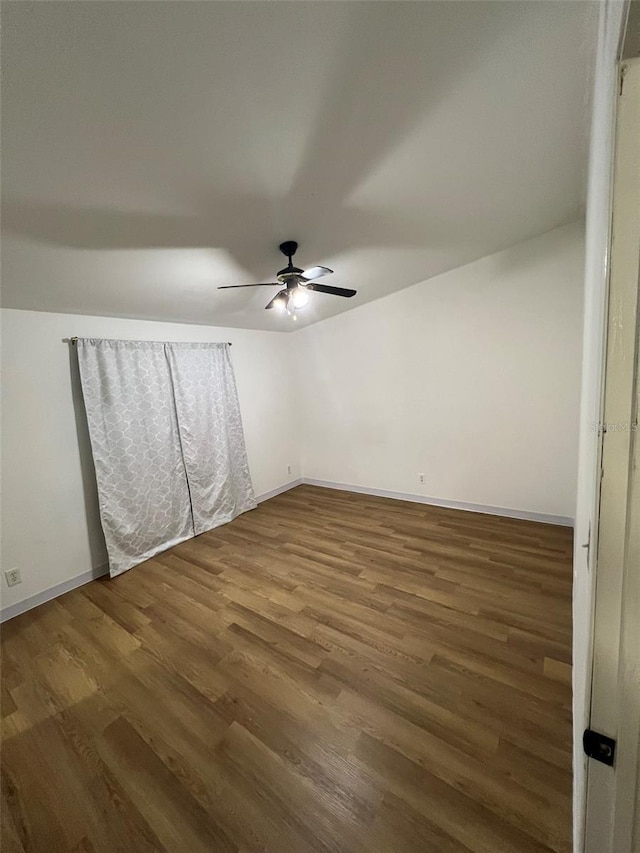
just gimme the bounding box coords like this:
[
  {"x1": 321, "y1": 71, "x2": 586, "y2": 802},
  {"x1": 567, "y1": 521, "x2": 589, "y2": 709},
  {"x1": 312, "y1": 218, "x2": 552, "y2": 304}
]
[
  {"x1": 301, "y1": 266, "x2": 333, "y2": 281},
  {"x1": 265, "y1": 290, "x2": 287, "y2": 310},
  {"x1": 218, "y1": 283, "x2": 279, "y2": 289},
  {"x1": 306, "y1": 283, "x2": 356, "y2": 298}
]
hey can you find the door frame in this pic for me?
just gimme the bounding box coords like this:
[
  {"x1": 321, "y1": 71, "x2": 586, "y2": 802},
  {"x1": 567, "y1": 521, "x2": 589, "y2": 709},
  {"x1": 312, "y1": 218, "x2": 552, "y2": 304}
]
[
  {"x1": 574, "y1": 23, "x2": 640, "y2": 853},
  {"x1": 572, "y1": 1, "x2": 630, "y2": 850},
  {"x1": 582, "y1": 51, "x2": 640, "y2": 853}
]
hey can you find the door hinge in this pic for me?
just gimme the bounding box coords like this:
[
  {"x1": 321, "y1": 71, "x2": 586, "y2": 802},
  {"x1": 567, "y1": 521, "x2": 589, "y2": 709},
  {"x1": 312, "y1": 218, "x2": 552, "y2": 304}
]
[{"x1": 583, "y1": 729, "x2": 616, "y2": 766}]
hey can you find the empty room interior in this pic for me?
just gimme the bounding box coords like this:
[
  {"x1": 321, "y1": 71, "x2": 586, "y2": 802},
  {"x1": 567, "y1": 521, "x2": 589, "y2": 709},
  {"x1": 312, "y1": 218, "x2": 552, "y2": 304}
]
[{"x1": 2, "y1": 2, "x2": 639, "y2": 853}]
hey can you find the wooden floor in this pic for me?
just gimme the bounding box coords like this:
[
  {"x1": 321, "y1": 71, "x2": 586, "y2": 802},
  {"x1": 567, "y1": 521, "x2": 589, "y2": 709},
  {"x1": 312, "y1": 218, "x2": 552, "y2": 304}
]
[{"x1": 1, "y1": 485, "x2": 574, "y2": 853}]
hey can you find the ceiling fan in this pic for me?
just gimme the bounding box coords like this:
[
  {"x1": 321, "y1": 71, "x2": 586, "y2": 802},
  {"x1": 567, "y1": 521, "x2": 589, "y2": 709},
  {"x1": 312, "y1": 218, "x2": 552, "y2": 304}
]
[{"x1": 218, "y1": 241, "x2": 356, "y2": 316}]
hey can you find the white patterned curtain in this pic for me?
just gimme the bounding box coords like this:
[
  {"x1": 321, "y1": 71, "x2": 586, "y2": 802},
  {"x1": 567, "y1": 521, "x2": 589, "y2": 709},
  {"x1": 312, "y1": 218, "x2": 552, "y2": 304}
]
[{"x1": 77, "y1": 339, "x2": 256, "y2": 577}]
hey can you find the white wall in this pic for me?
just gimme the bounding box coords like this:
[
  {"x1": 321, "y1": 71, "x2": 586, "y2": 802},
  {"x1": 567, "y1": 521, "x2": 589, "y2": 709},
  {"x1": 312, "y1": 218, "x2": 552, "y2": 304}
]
[
  {"x1": 296, "y1": 222, "x2": 584, "y2": 521},
  {"x1": 1, "y1": 309, "x2": 300, "y2": 612}
]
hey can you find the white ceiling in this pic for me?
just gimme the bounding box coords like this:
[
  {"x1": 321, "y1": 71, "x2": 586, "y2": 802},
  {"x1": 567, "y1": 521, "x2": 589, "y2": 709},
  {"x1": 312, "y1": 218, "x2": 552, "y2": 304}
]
[{"x1": 1, "y1": 1, "x2": 598, "y2": 332}]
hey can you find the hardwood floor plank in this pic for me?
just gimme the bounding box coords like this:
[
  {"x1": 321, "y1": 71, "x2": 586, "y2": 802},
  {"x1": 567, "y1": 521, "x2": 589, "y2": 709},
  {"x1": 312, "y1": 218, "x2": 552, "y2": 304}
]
[
  {"x1": 338, "y1": 688, "x2": 568, "y2": 851},
  {"x1": 215, "y1": 720, "x2": 366, "y2": 853},
  {"x1": 96, "y1": 716, "x2": 237, "y2": 853},
  {"x1": 355, "y1": 732, "x2": 561, "y2": 853},
  {"x1": 0, "y1": 485, "x2": 573, "y2": 852},
  {"x1": 363, "y1": 791, "x2": 473, "y2": 853}
]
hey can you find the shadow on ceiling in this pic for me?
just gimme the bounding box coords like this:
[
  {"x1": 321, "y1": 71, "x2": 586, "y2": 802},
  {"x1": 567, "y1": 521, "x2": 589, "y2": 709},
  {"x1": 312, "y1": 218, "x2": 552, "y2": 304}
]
[{"x1": 2, "y1": 3, "x2": 521, "y2": 280}]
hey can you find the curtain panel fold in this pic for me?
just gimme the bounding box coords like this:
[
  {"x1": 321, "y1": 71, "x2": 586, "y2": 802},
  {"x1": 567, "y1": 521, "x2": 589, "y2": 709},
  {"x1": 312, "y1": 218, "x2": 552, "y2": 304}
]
[{"x1": 77, "y1": 339, "x2": 256, "y2": 577}]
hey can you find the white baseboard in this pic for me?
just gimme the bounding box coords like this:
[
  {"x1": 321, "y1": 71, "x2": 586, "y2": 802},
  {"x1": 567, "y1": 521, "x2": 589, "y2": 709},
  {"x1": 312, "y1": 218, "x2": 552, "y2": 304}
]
[
  {"x1": 0, "y1": 564, "x2": 109, "y2": 624},
  {"x1": 301, "y1": 478, "x2": 575, "y2": 527},
  {"x1": 1, "y1": 477, "x2": 572, "y2": 623},
  {"x1": 256, "y1": 478, "x2": 303, "y2": 503}
]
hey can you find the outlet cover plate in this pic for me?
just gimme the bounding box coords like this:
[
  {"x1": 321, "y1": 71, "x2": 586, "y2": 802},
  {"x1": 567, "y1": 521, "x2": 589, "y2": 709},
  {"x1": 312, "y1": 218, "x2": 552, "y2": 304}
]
[{"x1": 5, "y1": 568, "x2": 22, "y2": 587}]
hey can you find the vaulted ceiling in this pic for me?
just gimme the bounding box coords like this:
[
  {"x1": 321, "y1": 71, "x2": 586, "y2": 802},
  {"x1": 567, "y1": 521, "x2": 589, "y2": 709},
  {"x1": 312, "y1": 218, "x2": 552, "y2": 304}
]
[{"x1": 2, "y1": 1, "x2": 598, "y2": 331}]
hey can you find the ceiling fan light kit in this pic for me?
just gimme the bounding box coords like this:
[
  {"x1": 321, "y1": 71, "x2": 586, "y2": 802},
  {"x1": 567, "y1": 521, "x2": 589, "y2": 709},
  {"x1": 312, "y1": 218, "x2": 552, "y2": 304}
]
[{"x1": 217, "y1": 240, "x2": 356, "y2": 318}]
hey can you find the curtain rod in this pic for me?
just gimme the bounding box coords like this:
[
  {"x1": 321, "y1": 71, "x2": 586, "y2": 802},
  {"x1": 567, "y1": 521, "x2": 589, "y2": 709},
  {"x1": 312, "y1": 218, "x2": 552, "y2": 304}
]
[{"x1": 66, "y1": 337, "x2": 231, "y2": 345}]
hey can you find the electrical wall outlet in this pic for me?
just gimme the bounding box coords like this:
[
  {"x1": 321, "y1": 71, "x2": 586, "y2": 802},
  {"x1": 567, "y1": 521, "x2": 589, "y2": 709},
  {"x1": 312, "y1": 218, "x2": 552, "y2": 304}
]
[
  {"x1": 287, "y1": 464, "x2": 292, "y2": 476},
  {"x1": 5, "y1": 567, "x2": 21, "y2": 587},
  {"x1": 418, "y1": 473, "x2": 425, "y2": 485}
]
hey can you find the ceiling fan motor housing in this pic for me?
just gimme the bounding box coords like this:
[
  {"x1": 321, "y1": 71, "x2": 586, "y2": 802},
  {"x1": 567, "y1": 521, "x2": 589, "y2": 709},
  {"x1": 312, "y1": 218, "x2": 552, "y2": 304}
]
[
  {"x1": 277, "y1": 241, "x2": 303, "y2": 284},
  {"x1": 277, "y1": 268, "x2": 304, "y2": 284}
]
